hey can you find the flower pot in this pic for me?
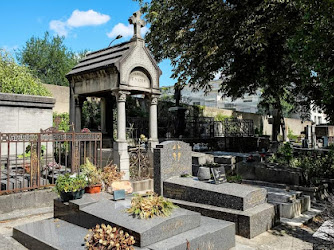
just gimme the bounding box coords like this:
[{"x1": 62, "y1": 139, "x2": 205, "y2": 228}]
[
  {"x1": 60, "y1": 189, "x2": 85, "y2": 202},
  {"x1": 197, "y1": 167, "x2": 211, "y2": 181},
  {"x1": 85, "y1": 184, "x2": 102, "y2": 194}
]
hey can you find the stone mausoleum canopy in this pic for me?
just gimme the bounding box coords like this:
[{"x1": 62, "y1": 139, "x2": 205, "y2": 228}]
[
  {"x1": 66, "y1": 11, "x2": 161, "y2": 180},
  {"x1": 66, "y1": 11, "x2": 161, "y2": 96}
]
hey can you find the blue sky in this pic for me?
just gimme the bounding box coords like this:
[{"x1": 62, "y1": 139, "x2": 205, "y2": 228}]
[{"x1": 0, "y1": 0, "x2": 174, "y2": 86}]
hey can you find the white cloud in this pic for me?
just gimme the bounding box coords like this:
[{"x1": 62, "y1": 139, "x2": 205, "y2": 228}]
[
  {"x1": 107, "y1": 23, "x2": 148, "y2": 39},
  {"x1": 49, "y1": 9, "x2": 110, "y2": 37},
  {"x1": 49, "y1": 20, "x2": 68, "y2": 37},
  {"x1": 67, "y1": 9, "x2": 110, "y2": 27}
]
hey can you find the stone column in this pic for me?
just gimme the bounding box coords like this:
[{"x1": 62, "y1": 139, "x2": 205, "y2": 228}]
[
  {"x1": 100, "y1": 97, "x2": 106, "y2": 133},
  {"x1": 74, "y1": 95, "x2": 85, "y2": 132},
  {"x1": 149, "y1": 95, "x2": 159, "y2": 143},
  {"x1": 69, "y1": 82, "x2": 75, "y2": 128},
  {"x1": 148, "y1": 95, "x2": 159, "y2": 172},
  {"x1": 113, "y1": 91, "x2": 130, "y2": 180}
]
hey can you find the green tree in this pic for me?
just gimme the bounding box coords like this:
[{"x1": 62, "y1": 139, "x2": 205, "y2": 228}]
[
  {"x1": 17, "y1": 32, "x2": 85, "y2": 86},
  {"x1": 289, "y1": 0, "x2": 334, "y2": 122},
  {"x1": 139, "y1": 0, "x2": 310, "y2": 140},
  {"x1": 0, "y1": 50, "x2": 51, "y2": 96}
]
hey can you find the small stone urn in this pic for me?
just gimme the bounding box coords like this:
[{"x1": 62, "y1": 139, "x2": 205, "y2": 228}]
[{"x1": 197, "y1": 167, "x2": 211, "y2": 181}]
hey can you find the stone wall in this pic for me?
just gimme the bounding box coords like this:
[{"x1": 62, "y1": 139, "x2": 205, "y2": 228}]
[
  {"x1": 0, "y1": 93, "x2": 55, "y2": 154},
  {"x1": 43, "y1": 84, "x2": 69, "y2": 113}
]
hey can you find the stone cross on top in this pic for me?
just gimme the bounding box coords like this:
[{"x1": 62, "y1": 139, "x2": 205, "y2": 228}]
[{"x1": 129, "y1": 10, "x2": 146, "y2": 39}]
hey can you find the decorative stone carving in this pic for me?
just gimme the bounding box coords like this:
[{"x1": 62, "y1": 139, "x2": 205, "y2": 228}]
[
  {"x1": 128, "y1": 11, "x2": 146, "y2": 40},
  {"x1": 113, "y1": 91, "x2": 129, "y2": 102},
  {"x1": 150, "y1": 95, "x2": 158, "y2": 105}
]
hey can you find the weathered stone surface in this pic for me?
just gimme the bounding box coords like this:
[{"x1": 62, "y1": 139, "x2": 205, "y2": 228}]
[
  {"x1": 192, "y1": 152, "x2": 214, "y2": 165},
  {"x1": 13, "y1": 219, "x2": 87, "y2": 250},
  {"x1": 147, "y1": 216, "x2": 235, "y2": 250},
  {"x1": 236, "y1": 162, "x2": 302, "y2": 186},
  {"x1": 170, "y1": 198, "x2": 279, "y2": 239},
  {"x1": 313, "y1": 220, "x2": 334, "y2": 243},
  {"x1": 164, "y1": 177, "x2": 267, "y2": 211},
  {"x1": 214, "y1": 155, "x2": 236, "y2": 165},
  {"x1": 271, "y1": 195, "x2": 311, "y2": 219},
  {"x1": 154, "y1": 141, "x2": 192, "y2": 195}
]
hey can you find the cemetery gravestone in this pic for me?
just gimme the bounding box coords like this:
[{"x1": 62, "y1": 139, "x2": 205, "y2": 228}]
[
  {"x1": 153, "y1": 141, "x2": 192, "y2": 195},
  {"x1": 154, "y1": 140, "x2": 279, "y2": 238}
]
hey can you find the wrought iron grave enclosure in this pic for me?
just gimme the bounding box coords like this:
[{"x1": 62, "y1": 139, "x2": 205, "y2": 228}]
[{"x1": 0, "y1": 131, "x2": 102, "y2": 194}]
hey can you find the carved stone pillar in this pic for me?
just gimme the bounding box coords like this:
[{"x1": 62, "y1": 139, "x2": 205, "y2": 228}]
[
  {"x1": 149, "y1": 95, "x2": 159, "y2": 143},
  {"x1": 148, "y1": 95, "x2": 159, "y2": 171},
  {"x1": 113, "y1": 91, "x2": 130, "y2": 180},
  {"x1": 74, "y1": 95, "x2": 85, "y2": 132}
]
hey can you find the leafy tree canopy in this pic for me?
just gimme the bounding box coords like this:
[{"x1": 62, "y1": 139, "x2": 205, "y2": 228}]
[
  {"x1": 17, "y1": 32, "x2": 86, "y2": 86},
  {"x1": 138, "y1": 0, "x2": 334, "y2": 126},
  {"x1": 0, "y1": 50, "x2": 51, "y2": 96}
]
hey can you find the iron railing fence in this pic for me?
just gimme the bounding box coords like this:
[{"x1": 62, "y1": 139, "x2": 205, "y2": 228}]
[
  {"x1": 127, "y1": 116, "x2": 254, "y2": 140},
  {"x1": 0, "y1": 130, "x2": 102, "y2": 194},
  {"x1": 214, "y1": 119, "x2": 254, "y2": 137}
]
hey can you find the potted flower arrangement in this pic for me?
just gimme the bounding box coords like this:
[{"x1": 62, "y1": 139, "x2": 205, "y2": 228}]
[
  {"x1": 81, "y1": 158, "x2": 102, "y2": 194},
  {"x1": 55, "y1": 173, "x2": 87, "y2": 202}
]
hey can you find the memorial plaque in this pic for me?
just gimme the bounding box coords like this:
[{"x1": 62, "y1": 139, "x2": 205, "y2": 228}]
[
  {"x1": 211, "y1": 165, "x2": 227, "y2": 184},
  {"x1": 129, "y1": 70, "x2": 150, "y2": 88}
]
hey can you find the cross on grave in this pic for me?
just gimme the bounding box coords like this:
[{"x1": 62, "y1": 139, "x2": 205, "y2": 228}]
[
  {"x1": 128, "y1": 10, "x2": 146, "y2": 39},
  {"x1": 172, "y1": 143, "x2": 182, "y2": 162}
]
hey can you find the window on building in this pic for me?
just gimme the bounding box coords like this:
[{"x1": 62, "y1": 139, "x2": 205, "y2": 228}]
[{"x1": 318, "y1": 116, "x2": 322, "y2": 124}]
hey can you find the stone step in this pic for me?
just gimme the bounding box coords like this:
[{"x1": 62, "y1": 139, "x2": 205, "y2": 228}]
[
  {"x1": 170, "y1": 198, "x2": 279, "y2": 239},
  {"x1": 145, "y1": 216, "x2": 235, "y2": 250},
  {"x1": 13, "y1": 218, "x2": 88, "y2": 250},
  {"x1": 271, "y1": 195, "x2": 311, "y2": 219},
  {"x1": 13, "y1": 216, "x2": 235, "y2": 250},
  {"x1": 54, "y1": 194, "x2": 202, "y2": 248},
  {"x1": 163, "y1": 177, "x2": 267, "y2": 211},
  {"x1": 240, "y1": 182, "x2": 312, "y2": 219}
]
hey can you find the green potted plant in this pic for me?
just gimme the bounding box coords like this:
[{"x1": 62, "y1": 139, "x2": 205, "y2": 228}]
[
  {"x1": 55, "y1": 173, "x2": 87, "y2": 202},
  {"x1": 81, "y1": 158, "x2": 102, "y2": 194}
]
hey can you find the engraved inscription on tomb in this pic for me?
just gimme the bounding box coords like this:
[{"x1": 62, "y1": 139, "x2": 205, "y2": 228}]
[
  {"x1": 129, "y1": 70, "x2": 150, "y2": 88},
  {"x1": 164, "y1": 186, "x2": 185, "y2": 199}
]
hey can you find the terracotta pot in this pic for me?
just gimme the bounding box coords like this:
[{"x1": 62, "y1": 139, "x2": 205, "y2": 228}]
[{"x1": 85, "y1": 184, "x2": 102, "y2": 194}]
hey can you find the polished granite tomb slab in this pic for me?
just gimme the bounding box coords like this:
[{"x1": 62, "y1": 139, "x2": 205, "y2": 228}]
[
  {"x1": 13, "y1": 219, "x2": 87, "y2": 250},
  {"x1": 170, "y1": 198, "x2": 279, "y2": 238},
  {"x1": 80, "y1": 199, "x2": 201, "y2": 247},
  {"x1": 14, "y1": 193, "x2": 236, "y2": 250},
  {"x1": 163, "y1": 177, "x2": 267, "y2": 211},
  {"x1": 13, "y1": 216, "x2": 235, "y2": 250}
]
